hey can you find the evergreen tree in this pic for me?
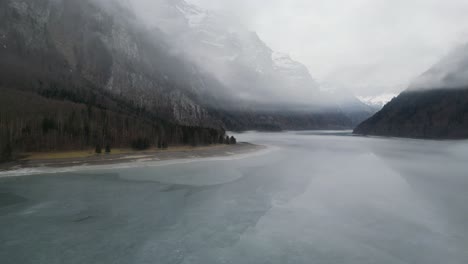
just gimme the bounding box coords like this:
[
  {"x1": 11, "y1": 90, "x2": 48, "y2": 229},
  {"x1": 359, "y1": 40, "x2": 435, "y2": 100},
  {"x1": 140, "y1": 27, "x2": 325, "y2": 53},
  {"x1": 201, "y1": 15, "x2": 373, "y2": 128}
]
[
  {"x1": 162, "y1": 141, "x2": 168, "y2": 149},
  {"x1": 157, "y1": 139, "x2": 163, "y2": 149},
  {"x1": 95, "y1": 144, "x2": 102, "y2": 154},
  {"x1": 192, "y1": 131, "x2": 200, "y2": 146},
  {"x1": 131, "y1": 138, "x2": 150, "y2": 150},
  {"x1": 42, "y1": 117, "x2": 57, "y2": 133},
  {"x1": 230, "y1": 136, "x2": 237, "y2": 145},
  {"x1": 225, "y1": 136, "x2": 230, "y2": 145},
  {"x1": 1, "y1": 143, "x2": 13, "y2": 161}
]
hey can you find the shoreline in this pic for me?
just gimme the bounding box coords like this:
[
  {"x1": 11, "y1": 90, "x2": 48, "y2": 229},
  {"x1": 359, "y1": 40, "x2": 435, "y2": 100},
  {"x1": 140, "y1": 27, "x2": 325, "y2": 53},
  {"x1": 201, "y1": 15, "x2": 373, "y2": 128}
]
[{"x1": 0, "y1": 143, "x2": 267, "y2": 178}]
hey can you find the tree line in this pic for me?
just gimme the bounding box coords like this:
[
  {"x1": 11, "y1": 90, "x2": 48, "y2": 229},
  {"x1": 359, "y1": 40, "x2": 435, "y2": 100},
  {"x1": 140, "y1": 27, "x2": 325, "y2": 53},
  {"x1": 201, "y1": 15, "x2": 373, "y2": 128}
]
[{"x1": 0, "y1": 88, "x2": 236, "y2": 162}]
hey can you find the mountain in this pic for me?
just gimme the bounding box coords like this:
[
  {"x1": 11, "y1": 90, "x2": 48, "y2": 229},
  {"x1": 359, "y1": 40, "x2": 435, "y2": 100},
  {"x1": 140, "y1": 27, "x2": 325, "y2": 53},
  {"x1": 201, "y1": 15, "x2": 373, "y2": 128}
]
[
  {"x1": 354, "y1": 44, "x2": 468, "y2": 139},
  {"x1": 0, "y1": 0, "x2": 231, "y2": 127},
  {"x1": 133, "y1": 0, "x2": 320, "y2": 105},
  {"x1": 0, "y1": 0, "x2": 227, "y2": 160},
  {"x1": 0, "y1": 0, "x2": 375, "y2": 160},
  {"x1": 131, "y1": 0, "x2": 373, "y2": 127}
]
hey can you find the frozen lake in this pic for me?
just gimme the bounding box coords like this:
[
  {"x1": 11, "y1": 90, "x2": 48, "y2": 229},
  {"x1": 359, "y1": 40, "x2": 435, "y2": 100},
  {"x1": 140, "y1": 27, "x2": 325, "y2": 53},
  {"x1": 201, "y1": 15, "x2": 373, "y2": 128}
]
[{"x1": 1, "y1": 131, "x2": 468, "y2": 264}]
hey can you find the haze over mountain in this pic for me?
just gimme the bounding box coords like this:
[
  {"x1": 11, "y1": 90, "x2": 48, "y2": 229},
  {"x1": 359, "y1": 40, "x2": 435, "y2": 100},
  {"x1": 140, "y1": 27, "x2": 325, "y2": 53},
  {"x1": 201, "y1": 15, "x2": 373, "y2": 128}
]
[
  {"x1": 2, "y1": 0, "x2": 466, "y2": 160},
  {"x1": 355, "y1": 42, "x2": 468, "y2": 139},
  {"x1": 190, "y1": 0, "x2": 468, "y2": 98},
  {"x1": 0, "y1": 0, "x2": 375, "y2": 160},
  {"x1": 130, "y1": 0, "x2": 376, "y2": 129},
  {"x1": 2, "y1": 2, "x2": 468, "y2": 263},
  {"x1": 129, "y1": 0, "x2": 369, "y2": 111},
  {"x1": 409, "y1": 43, "x2": 468, "y2": 91}
]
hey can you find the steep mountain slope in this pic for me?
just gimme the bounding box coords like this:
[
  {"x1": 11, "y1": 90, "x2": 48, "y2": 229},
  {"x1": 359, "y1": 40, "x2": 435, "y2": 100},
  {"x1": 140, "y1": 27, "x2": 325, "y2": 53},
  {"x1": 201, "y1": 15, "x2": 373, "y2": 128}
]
[
  {"x1": 0, "y1": 0, "x2": 226, "y2": 160},
  {"x1": 0, "y1": 0, "x2": 226, "y2": 128},
  {"x1": 354, "y1": 44, "x2": 468, "y2": 139},
  {"x1": 134, "y1": 0, "x2": 320, "y2": 105},
  {"x1": 131, "y1": 0, "x2": 372, "y2": 125}
]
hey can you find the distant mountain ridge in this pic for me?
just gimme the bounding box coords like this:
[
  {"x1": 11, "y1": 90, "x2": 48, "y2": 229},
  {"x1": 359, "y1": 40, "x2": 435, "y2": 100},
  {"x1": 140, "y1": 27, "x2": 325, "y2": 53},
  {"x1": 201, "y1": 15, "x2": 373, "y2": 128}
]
[{"x1": 354, "y1": 43, "x2": 468, "y2": 139}]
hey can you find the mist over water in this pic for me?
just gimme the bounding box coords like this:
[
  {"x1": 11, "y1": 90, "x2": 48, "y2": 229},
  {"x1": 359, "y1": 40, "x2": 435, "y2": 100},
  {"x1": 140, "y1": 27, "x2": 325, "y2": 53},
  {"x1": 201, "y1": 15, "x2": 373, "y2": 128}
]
[{"x1": 1, "y1": 132, "x2": 468, "y2": 263}]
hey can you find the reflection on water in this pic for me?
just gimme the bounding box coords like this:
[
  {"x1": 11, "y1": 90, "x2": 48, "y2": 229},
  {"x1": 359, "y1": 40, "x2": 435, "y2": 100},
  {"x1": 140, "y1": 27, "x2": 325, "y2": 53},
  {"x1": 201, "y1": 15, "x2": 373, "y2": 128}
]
[{"x1": 1, "y1": 132, "x2": 468, "y2": 264}]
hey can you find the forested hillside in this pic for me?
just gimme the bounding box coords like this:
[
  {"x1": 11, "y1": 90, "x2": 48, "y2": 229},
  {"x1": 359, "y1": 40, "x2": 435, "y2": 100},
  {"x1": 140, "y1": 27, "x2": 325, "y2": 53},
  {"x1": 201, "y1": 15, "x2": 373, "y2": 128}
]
[
  {"x1": 0, "y1": 0, "x2": 227, "y2": 161},
  {"x1": 354, "y1": 43, "x2": 468, "y2": 139},
  {"x1": 354, "y1": 88, "x2": 468, "y2": 139},
  {"x1": 0, "y1": 88, "x2": 224, "y2": 161}
]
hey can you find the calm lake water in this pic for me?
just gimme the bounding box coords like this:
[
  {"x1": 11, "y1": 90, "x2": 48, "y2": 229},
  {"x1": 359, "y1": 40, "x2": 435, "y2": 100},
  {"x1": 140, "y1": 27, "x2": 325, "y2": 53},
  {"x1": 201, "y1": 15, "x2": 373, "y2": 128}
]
[{"x1": 1, "y1": 131, "x2": 468, "y2": 264}]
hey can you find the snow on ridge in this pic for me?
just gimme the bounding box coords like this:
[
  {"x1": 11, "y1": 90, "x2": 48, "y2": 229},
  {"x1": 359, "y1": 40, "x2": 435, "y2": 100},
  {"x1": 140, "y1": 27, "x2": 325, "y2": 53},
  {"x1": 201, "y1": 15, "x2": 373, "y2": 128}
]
[
  {"x1": 271, "y1": 51, "x2": 316, "y2": 84},
  {"x1": 358, "y1": 93, "x2": 398, "y2": 108},
  {"x1": 201, "y1": 40, "x2": 225, "y2": 48},
  {"x1": 272, "y1": 52, "x2": 301, "y2": 70},
  {"x1": 175, "y1": 2, "x2": 207, "y2": 27}
]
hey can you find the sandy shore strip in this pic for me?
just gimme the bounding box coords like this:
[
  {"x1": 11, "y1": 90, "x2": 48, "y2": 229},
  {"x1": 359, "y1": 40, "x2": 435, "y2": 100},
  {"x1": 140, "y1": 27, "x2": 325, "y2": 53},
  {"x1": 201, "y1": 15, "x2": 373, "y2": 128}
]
[{"x1": 0, "y1": 143, "x2": 268, "y2": 177}]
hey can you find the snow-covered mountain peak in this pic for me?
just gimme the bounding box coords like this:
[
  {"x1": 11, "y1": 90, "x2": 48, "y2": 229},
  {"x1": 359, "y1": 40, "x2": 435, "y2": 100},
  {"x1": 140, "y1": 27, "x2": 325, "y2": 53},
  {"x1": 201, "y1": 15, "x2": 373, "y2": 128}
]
[{"x1": 358, "y1": 93, "x2": 398, "y2": 108}]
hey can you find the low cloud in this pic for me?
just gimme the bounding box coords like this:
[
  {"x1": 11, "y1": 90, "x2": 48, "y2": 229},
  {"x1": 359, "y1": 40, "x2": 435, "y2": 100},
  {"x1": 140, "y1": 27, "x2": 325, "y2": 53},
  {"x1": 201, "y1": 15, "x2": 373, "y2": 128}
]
[
  {"x1": 189, "y1": 0, "x2": 468, "y2": 96},
  {"x1": 99, "y1": 0, "x2": 468, "y2": 98},
  {"x1": 410, "y1": 43, "x2": 468, "y2": 90}
]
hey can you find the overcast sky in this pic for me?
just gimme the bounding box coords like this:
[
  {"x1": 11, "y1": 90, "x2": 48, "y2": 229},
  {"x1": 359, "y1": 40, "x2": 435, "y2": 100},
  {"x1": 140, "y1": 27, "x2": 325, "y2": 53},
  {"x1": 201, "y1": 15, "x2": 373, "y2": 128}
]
[{"x1": 188, "y1": 0, "x2": 468, "y2": 96}]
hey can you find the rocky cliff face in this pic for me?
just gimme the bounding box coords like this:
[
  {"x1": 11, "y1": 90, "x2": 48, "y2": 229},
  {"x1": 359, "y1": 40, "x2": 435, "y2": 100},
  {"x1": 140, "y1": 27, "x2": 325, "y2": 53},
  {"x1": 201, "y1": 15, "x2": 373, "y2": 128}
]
[
  {"x1": 354, "y1": 44, "x2": 468, "y2": 139},
  {"x1": 0, "y1": 0, "x2": 223, "y2": 128}
]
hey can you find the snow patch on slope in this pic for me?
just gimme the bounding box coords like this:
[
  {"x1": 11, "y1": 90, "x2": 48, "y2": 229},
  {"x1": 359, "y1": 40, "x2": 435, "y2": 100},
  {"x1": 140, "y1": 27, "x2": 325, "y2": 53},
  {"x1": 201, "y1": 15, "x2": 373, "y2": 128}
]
[
  {"x1": 272, "y1": 52, "x2": 303, "y2": 71},
  {"x1": 175, "y1": 2, "x2": 207, "y2": 28},
  {"x1": 358, "y1": 93, "x2": 398, "y2": 108}
]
